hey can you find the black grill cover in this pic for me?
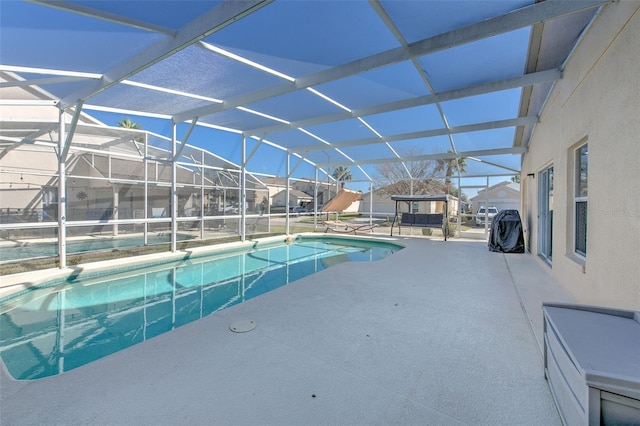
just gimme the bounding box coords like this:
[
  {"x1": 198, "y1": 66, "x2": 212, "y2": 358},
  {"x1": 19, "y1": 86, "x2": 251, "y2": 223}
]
[{"x1": 488, "y1": 210, "x2": 524, "y2": 253}]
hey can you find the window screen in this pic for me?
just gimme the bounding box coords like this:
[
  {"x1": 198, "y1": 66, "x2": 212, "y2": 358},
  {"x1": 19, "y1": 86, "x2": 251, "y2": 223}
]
[{"x1": 575, "y1": 144, "x2": 588, "y2": 256}]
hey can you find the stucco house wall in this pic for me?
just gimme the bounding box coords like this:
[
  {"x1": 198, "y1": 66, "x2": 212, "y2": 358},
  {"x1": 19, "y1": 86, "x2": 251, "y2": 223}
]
[
  {"x1": 470, "y1": 181, "x2": 520, "y2": 215},
  {"x1": 360, "y1": 189, "x2": 459, "y2": 217},
  {"x1": 271, "y1": 189, "x2": 313, "y2": 208},
  {"x1": 520, "y1": 2, "x2": 640, "y2": 310},
  {"x1": 261, "y1": 177, "x2": 333, "y2": 208}
]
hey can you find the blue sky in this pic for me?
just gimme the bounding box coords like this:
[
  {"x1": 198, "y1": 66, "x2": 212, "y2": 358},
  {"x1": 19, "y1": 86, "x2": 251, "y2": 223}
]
[
  {"x1": 87, "y1": 101, "x2": 520, "y2": 200},
  {"x1": 1, "y1": 0, "x2": 529, "y2": 198}
]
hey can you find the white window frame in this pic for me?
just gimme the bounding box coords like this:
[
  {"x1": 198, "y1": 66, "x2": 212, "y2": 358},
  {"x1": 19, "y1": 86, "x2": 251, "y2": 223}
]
[
  {"x1": 574, "y1": 143, "x2": 588, "y2": 257},
  {"x1": 538, "y1": 165, "x2": 554, "y2": 264}
]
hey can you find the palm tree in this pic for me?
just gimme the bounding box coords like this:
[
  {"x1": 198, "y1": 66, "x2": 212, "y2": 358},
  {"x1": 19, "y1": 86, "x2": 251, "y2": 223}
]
[
  {"x1": 332, "y1": 166, "x2": 352, "y2": 188},
  {"x1": 117, "y1": 118, "x2": 143, "y2": 143},
  {"x1": 117, "y1": 117, "x2": 141, "y2": 129},
  {"x1": 435, "y1": 151, "x2": 467, "y2": 194}
]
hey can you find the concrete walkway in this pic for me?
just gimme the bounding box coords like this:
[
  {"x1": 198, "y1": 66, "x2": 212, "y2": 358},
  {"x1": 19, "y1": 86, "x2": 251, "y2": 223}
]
[{"x1": 1, "y1": 236, "x2": 574, "y2": 425}]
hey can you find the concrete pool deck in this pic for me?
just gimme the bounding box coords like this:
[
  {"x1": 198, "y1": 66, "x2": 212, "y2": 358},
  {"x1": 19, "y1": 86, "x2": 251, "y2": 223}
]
[{"x1": 1, "y1": 236, "x2": 574, "y2": 425}]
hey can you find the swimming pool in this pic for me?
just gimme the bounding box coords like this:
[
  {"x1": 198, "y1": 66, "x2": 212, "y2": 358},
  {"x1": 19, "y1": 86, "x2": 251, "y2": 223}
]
[{"x1": 0, "y1": 236, "x2": 402, "y2": 380}]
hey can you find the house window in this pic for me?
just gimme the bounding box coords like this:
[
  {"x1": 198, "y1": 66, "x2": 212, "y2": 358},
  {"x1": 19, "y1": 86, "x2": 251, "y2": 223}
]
[
  {"x1": 538, "y1": 166, "x2": 553, "y2": 263},
  {"x1": 574, "y1": 144, "x2": 588, "y2": 256}
]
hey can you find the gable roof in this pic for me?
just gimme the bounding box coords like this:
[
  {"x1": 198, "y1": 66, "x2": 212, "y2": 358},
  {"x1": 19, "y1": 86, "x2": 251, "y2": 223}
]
[
  {"x1": 470, "y1": 181, "x2": 520, "y2": 201},
  {"x1": 272, "y1": 189, "x2": 313, "y2": 200}
]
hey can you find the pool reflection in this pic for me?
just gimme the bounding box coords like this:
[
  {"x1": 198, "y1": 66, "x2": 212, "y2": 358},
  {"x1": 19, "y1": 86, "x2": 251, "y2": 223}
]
[{"x1": 0, "y1": 239, "x2": 399, "y2": 379}]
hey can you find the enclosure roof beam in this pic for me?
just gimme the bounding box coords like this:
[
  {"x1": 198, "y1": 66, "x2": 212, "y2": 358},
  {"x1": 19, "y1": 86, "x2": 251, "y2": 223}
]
[
  {"x1": 97, "y1": 133, "x2": 145, "y2": 149},
  {"x1": 0, "y1": 76, "x2": 93, "y2": 89},
  {"x1": 57, "y1": 0, "x2": 272, "y2": 109},
  {"x1": 173, "y1": 118, "x2": 199, "y2": 161},
  {"x1": 248, "y1": 70, "x2": 556, "y2": 137},
  {"x1": 293, "y1": 116, "x2": 538, "y2": 154},
  {"x1": 174, "y1": 0, "x2": 605, "y2": 123},
  {"x1": 29, "y1": 0, "x2": 177, "y2": 36},
  {"x1": 467, "y1": 157, "x2": 520, "y2": 174},
  {"x1": 244, "y1": 136, "x2": 264, "y2": 166},
  {"x1": 288, "y1": 155, "x2": 305, "y2": 177},
  {"x1": 59, "y1": 100, "x2": 83, "y2": 161},
  {"x1": 316, "y1": 147, "x2": 526, "y2": 168}
]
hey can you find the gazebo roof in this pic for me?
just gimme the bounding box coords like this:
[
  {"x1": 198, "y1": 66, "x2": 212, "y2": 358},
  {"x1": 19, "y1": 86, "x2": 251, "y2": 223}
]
[{"x1": 391, "y1": 194, "x2": 451, "y2": 203}]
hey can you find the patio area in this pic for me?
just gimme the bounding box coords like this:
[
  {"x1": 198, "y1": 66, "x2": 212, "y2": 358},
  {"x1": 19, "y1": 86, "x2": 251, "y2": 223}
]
[{"x1": 1, "y1": 236, "x2": 574, "y2": 425}]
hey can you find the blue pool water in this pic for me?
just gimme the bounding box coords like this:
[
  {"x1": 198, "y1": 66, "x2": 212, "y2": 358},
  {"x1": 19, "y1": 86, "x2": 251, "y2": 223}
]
[{"x1": 0, "y1": 237, "x2": 401, "y2": 380}]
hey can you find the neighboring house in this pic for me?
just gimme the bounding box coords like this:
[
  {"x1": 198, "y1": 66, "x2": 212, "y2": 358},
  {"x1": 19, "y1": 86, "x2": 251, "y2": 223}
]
[
  {"x1": 260, "y1": 177, "x2": 335, "y2": 208},
  {"x1": 359, "y1": 186, "x2": 459, "y2": 217},
  {"x1": 271, "y1": 189, "x2": 314, "y2": 208},
  {"x1": 519, "y1": 2, "x2": 639, "y2": 310},
  {"x1": 1, "y1": 135, "x2": 264, "y2": 222},
  {"x1": 0, "y1": 73, "x2": 267, "y2": 225},
  {"x1": 469, "y1": 181, "x2": 520, "y2": 215}
]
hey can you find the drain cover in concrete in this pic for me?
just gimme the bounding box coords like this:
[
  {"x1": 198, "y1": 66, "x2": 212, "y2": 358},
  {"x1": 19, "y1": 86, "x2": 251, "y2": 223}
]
[{"x1": 229, "y1": 320, "x2": 256, "y2": 333}]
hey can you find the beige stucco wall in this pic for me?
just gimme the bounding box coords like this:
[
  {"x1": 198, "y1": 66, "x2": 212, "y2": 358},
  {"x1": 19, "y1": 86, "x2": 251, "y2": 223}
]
[
  {"x1": 470, "y1": 182, "x2": 520, "y2": 215},
  {"x1": 521, "y1": 2, "x2": 640, "y2": 310},
  {"x1": 263, "y1": 180, "x2": 332, "y2": 208},
  {"x1": 359, "y1": 191, "x2": 459, "y2": 216}
]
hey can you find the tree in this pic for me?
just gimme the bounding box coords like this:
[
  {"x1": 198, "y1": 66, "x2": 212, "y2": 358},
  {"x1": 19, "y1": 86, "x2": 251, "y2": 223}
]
[
  {"x1": 118, "y1": 118, "x2": 143, "y2": 143},
  {"x1": 374, "y1": 145, "x2": 436, "y2": 193},
  {"x1": 373, "y1": 146, "x2": 468, "y2": 198},
  {"x1": 511, "y1": 174, "x2": 521, "y2": 183},
  {"x1": 435, "y1": 151, "x2": 467, "y2": 194},
  {"x1": 332, "y1": 166, "x2": 352, "y2": 188},
  {"x1": 117, "y1": 118, "x2": 141, "y2": 129}
]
